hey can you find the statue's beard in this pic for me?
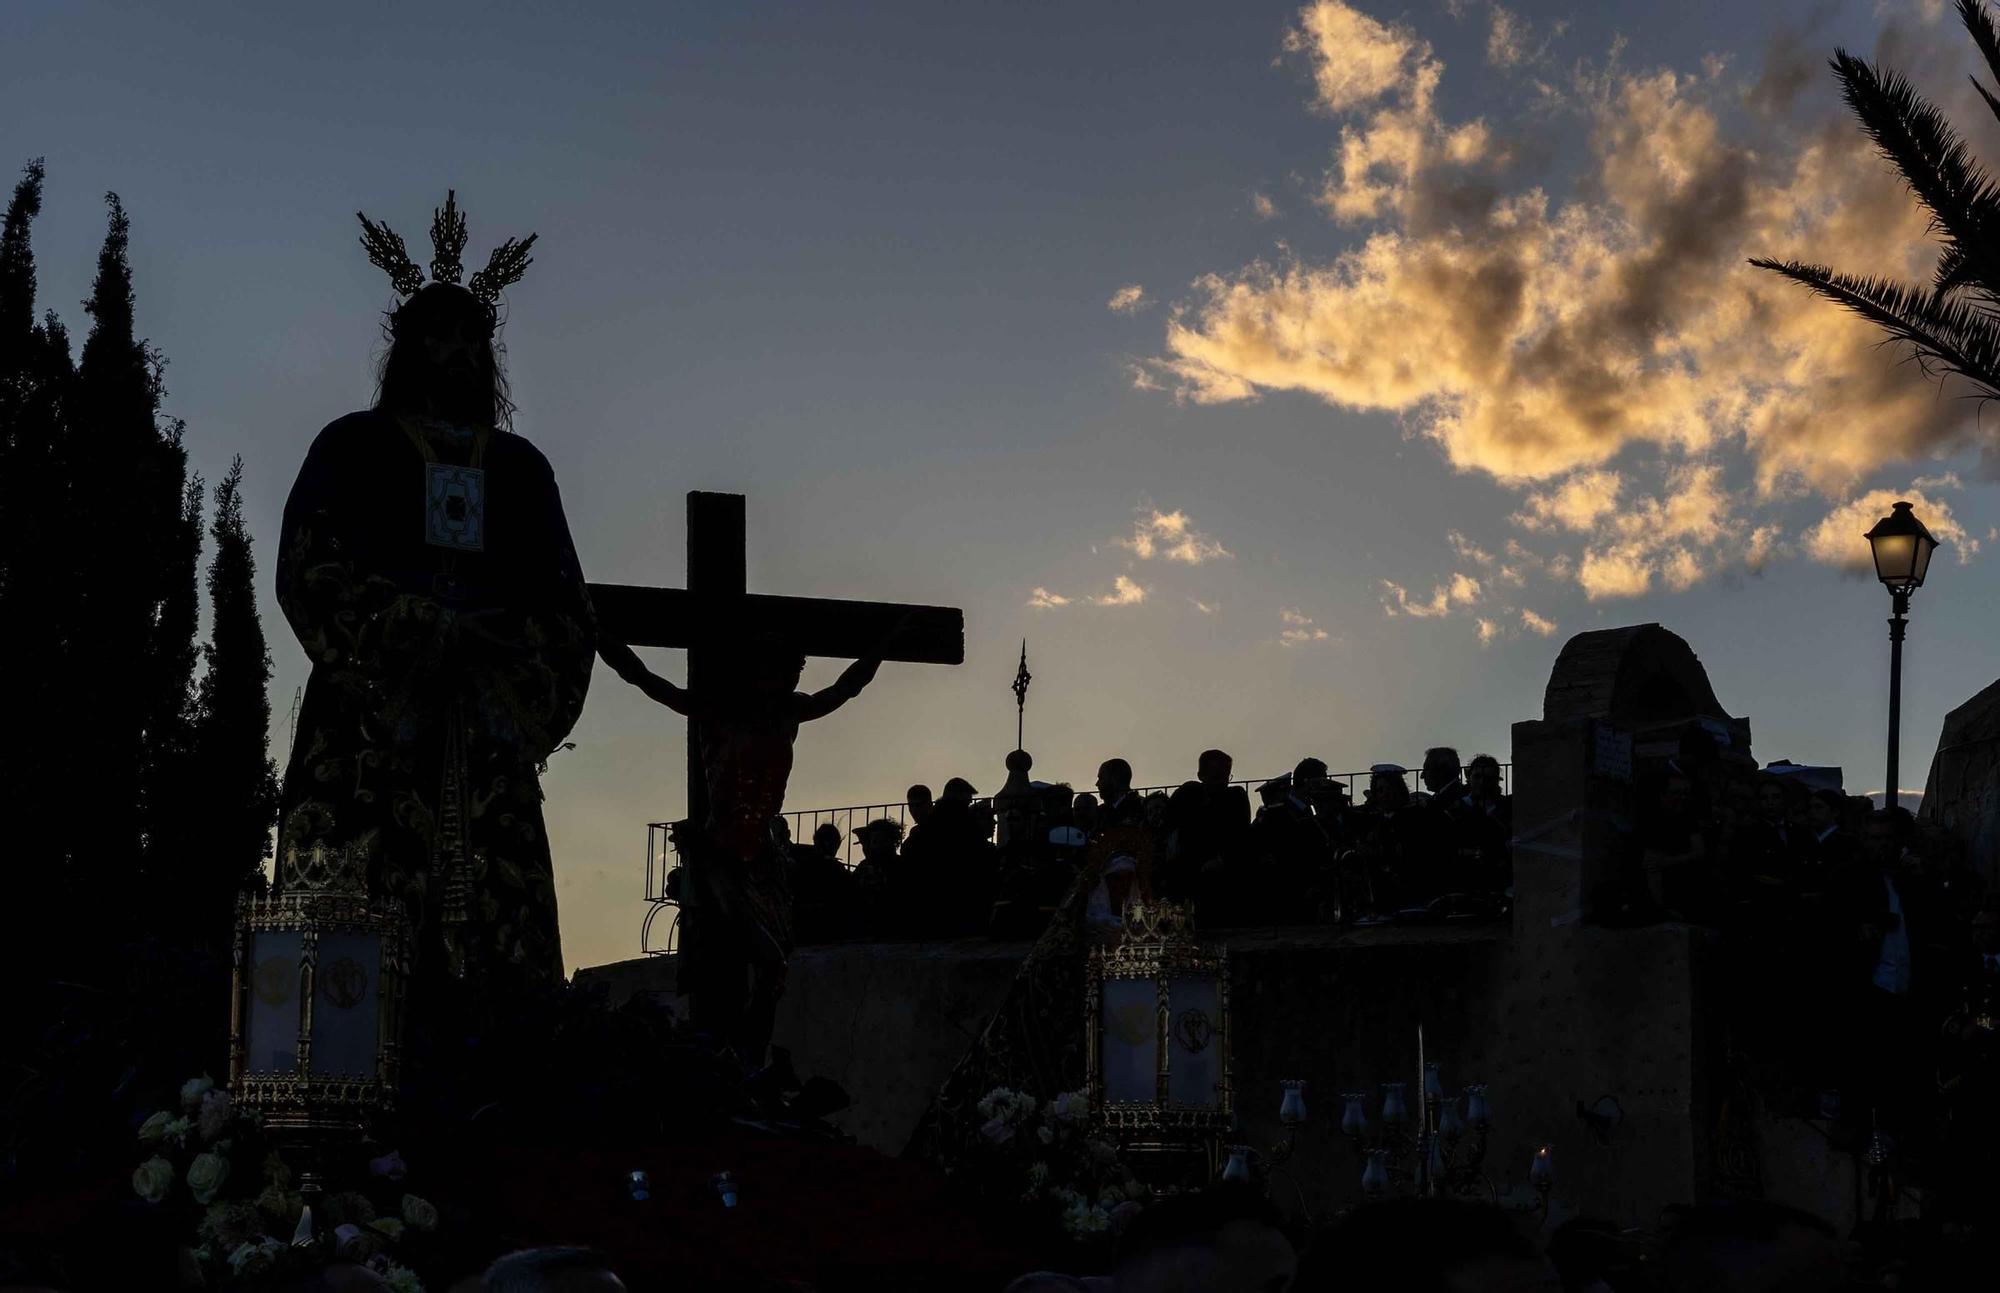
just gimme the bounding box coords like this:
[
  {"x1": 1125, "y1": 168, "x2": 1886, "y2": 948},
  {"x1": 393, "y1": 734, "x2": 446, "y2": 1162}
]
[{"x1": 420, "y1": 365, "x2": 491, "y2": 424}]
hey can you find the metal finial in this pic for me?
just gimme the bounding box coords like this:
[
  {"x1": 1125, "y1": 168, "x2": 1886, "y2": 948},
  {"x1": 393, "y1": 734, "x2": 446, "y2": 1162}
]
[{"x1": 1011, "y1": 639, "x2": 1032, "y2": 750}]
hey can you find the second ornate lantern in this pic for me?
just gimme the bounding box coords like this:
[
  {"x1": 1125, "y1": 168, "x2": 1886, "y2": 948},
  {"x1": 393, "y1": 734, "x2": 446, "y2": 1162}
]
[
  {"x1": 1085, "y1": 899, "x2": 1232, "y2": 1186},
  {"x1": 228, "y1": 841, "x2": 410, "y2": 1142}
]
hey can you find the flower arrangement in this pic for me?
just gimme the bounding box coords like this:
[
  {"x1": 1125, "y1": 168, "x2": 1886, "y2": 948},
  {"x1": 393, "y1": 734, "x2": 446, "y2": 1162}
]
[
  {"x1": 131, "y1": 1074, "x2": 435, "y2": 1290},
  {"x1": 967, "y1": 1087, "x2": 1148, "y2": 1242}
]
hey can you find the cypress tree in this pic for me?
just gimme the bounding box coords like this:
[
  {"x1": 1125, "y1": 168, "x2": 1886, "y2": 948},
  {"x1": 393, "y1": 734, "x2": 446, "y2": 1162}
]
[
  {"x1": 68, "y1": 193, "x2": 193, "y2": 899},
  {"x1": 192, "y1": 457, "x2": 279, "y2": 935},
  {"x1": 0, "y1": 161, "x2": 76, "y2": 962}
]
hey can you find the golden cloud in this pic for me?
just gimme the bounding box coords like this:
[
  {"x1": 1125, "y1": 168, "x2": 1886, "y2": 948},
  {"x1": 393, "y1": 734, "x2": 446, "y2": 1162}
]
[
  {"x1": 1147, "y1": 2, "x2": 1986, "y2": 607},
  {"x1": 1107, "y1": 284, "x2": 1148, "y2": 314},
  {"x1": 1092, "y1": 575, "x2": 1149, "y2": 606},
  {"x1": 1116, "y1": 508, "x2": 1232, "y2": 564},
  {"x1": 1801, "y1": 487, "x2": 1977, "y2": 573}
]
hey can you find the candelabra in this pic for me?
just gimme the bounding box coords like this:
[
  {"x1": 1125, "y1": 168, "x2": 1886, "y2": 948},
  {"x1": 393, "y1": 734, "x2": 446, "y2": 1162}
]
[{"x1": 1219, "y1": 1029, "x2": 1555, "y2": 1224}]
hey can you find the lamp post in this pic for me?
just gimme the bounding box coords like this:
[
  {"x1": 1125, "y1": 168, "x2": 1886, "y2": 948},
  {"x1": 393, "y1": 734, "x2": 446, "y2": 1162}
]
[{"x1": 1863, "y1": 501, "x2": 1940, "y2": 809}]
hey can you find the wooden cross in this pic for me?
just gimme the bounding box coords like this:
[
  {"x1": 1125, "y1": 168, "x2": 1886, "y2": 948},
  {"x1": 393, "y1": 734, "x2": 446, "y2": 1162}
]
[{"x1": 588, "y1": 491, "x2": 965, "y2": 827}]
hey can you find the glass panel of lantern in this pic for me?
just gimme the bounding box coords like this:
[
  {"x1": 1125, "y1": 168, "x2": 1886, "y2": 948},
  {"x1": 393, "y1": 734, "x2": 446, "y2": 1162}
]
[
  {"x1": 245, "y1": 928, "x2": 304, "y2": 1076},
  {"x1": 1166, "y1": 974, "x2": 1222, "y2": 1107},
  {"x1": 309, "y1": 929, "x2": 382, "y2": 1078},
  {"x1": 1100, "y1": 976, "x2": 1159, "y2": 1104}
]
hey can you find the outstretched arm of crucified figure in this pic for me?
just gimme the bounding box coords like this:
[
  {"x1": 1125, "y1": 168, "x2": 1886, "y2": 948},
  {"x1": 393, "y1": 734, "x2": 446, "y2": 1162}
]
[
  {"x1": 597, "y1": 638, "x2": 696, "y2": 717},
  {"x1": 795, "y1": 612, "x2": 915, "y2": 722}
]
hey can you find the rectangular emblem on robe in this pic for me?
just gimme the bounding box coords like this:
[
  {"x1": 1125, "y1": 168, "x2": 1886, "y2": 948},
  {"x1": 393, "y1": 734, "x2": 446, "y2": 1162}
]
[{"x1": 425, "y1": 463, "x2": 486, "y2": 551}]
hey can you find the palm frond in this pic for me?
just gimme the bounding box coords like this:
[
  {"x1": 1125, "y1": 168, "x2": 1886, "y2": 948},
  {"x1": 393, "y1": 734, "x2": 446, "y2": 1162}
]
[
  {"x1": 1934, "y1": 244, "x2": 1980, "y2": 294},
  {"x1": 1750, "y1": 256, "x2": 2000, "y2": 395},
  {"x1": 1831, "y1": 50, "x2": 2000, "y2": 294},
  {"x1": 1960, "y1": 0, "x2": 2000, "y2": 120}
]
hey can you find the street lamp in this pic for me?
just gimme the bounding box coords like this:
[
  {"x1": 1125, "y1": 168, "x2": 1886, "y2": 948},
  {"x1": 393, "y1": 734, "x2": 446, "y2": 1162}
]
[{"x1": 1863, "y1": 501, "x2": 1940, "y2": 810}]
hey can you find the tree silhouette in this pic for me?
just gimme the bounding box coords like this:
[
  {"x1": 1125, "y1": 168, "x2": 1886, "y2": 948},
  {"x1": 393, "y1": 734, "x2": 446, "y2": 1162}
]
[
  {"x1": 193, "y1": 456, "x2": 280, "y2": 924},
  {"x1": 1752, "y1": 0, "x2": 2000, "y2": 396}
]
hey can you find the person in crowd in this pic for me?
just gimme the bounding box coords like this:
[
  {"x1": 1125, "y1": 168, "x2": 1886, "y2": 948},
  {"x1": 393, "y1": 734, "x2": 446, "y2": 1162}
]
[
  {"x1": 1655, "y1": 1201, "x2": 1843, "y2": 1292},
  {"x1": 1463, "y1": 753, "x2": 1513, "y2": 893},
  {"x1": 1245, "y1": 773, "x2": 1326, "y2": 925},
  {"x1": 1728, "y1": 776, "x2": 1800, "y2": 912},
  {"x1": 1419, "y1": 747, "x2": 1483, "y2": 895},
  {"x1": 1165, "y1": 749, "x2": 1252, "y2": 905},
  {"x1": 850, "y1": 816, "x2": 907, "y2": 936},
  {"x1": 1420, "y1": 746, "x2": 1466, "y2": 810},
  {"x1": 1291, "y1": 1197, "x2": 1558, "y2": 1291},
  {"x1": 911, "y1": 777, "x2": 992, "y2": 934},
  {"x1": 1801, "y1": 788, "x2": 1855, "y2": 871},
  {"x1": 1095, "y1": 758, "x2": 1143, "y2": 834},
  {"x1": 482, "y1": 1246, "x2": 627, "y2": 1292},
  {"x1": 1109, "y1": 1183, "x2": 1295, "y2": 1293},
  {"x1": 907, "y1": 782, "x2": 934, "y2": 828},
  {"x1": 792, "y1": 820, "x2": 854, "y2": 943},
  {"x1": 1292, "y1": 757, "x2": 1353, "y2": 840},
  {"x1": 1351, "y1": 763, "x2": 1423, "y2": 915},
  {"x1": 1071, "y1": 792, "x2": 1101, "y2": 840}
]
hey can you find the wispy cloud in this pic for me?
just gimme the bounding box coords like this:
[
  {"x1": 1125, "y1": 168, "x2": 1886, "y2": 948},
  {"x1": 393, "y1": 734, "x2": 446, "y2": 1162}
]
[
  {"x1": 1116, "y1": 508, "x2": 1232, "y2": 564},
  {"x1": 1028, "y1": 587, "x2": 1072, "y2": 609},
  {"x1": 1520, "y1": 607, "x2": 1558, "y2": 636},
  {"x1": 1107, "y1": 284, "x2": 1149, "y2": 314},
  {"x1": 1279, "y1": 607, "x2": 1332, "y2": 645},
  {"x1": 1092, "y1": 574, "x2": 1149, "y2": 606},
  {"x1": 1381, "y1": 571, "x2": 1482, "y2": 617},
  {"x1": 1251, "y1": 191, "x2": 1279, "y2": 220}
]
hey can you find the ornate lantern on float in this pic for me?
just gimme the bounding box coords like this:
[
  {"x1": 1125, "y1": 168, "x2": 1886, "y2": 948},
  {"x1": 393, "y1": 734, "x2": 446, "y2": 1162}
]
[
  {"x1": 228, "y1": 841, "x2": 410, "y2": 1142},
  {"x1": 1085, "y1": 899, "x2": 1232, "y2": 1185}
]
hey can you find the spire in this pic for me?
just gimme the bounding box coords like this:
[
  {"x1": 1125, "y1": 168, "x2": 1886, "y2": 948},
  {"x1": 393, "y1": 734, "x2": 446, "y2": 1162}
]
[{"x1": 997, "y1": 640, "x2": 1036, "y2": 846}]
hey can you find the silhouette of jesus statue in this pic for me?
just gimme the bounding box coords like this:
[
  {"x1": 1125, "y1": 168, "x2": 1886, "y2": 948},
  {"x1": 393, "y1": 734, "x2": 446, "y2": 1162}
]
[{"x1": 598, "y1": 619, "x2": 906, "y2": 1068}]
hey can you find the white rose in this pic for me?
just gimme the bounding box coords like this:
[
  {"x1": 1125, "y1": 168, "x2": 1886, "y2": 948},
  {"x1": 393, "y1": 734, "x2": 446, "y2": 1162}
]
[
  {"x1": 197, "y1": 1089, "x2": 233, "y2": 1141},
  {"x1": 187, "y1": 1151, "x2": 231, "y2": 1205},
  {"x1": 133, "y1": 1156, "x2": 176, "y2": 1204},
  {"x1": 180, "y1": 1075, "x2": 216, "y2": 1112},
  {"x1": 137, "y1": 1110, "x2": 176, "y2": 1145},
  {"x1": 163, "y1": 1116, "x2": 194, "y2": 1147},
  {"x1": 333, "y1": 1222, "x2": 379, "y2": 1261},
  {"x1": 400, "y1": 1193, "x2": 439, "y2": 1231},
  {"x1": 227, "y1": 1238, "x2": 284, "y2": 1277}
]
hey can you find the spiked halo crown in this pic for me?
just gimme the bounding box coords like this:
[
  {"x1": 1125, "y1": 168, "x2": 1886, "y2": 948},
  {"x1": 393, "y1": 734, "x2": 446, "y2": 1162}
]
[{"x1": 356, "y1": 190, "x2": 535, "y2": 330}]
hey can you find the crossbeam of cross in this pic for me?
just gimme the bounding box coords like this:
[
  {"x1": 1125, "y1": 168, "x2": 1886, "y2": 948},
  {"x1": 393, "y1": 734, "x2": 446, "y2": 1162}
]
[{"x1": 588, "y1": 491, "x2": 965, "y2": 827}]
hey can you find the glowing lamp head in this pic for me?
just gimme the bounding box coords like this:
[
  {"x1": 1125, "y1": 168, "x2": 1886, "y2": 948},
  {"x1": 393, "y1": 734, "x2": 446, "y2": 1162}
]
[{"x1": 1865, "y1": 501, "x2": 1939, "y2": 595}]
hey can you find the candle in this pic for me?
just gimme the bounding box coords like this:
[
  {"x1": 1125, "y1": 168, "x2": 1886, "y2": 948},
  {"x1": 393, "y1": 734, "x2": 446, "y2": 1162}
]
[
  {"x1": 1530, "y1": 1144, "x2": 1554, "y2": 1191},
  {"x1": 1362, "y1": 1149, "x2": 1390, "y2": 1197},
  {"x1": 1465, "y1": 1083, "x2": 1491, "y2": 1129}
]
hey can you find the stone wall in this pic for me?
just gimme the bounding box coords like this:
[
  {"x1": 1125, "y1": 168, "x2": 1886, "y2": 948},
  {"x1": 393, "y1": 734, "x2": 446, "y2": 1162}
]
[{"x1": 578, "y1": 916, "x2": 1716, "y2": 1228}]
